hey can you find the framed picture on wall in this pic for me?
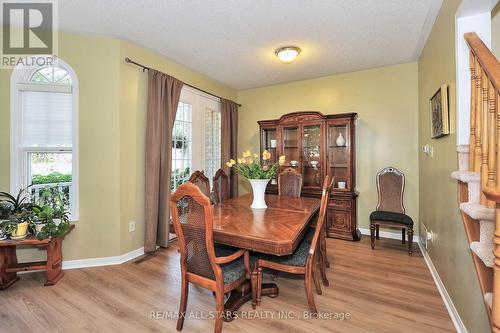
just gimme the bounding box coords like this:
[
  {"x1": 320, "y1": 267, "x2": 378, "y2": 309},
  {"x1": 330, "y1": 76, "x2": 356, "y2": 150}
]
[{"x1": 429, "y1": 84, "x2": 449, "y2": 139}]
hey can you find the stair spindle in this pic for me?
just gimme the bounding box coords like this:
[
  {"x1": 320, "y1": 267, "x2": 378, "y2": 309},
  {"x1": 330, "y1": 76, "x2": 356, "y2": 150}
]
[
  {"x1": 488, "y1": 80, "x2": 497, "y2": 200},
  {"x1": 470, "y1": 52, "x2": 477, "y2": 171},
  {"x1": 475, "y1": 61, "x2": 483, "y2": 173},
  {"x1": 481, "y1": 70, "x2": 490, "y2": 206}
]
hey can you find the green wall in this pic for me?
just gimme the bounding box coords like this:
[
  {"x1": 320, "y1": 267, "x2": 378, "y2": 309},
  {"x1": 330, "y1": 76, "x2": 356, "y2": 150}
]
[
  {"x1": 237, "y1": 63, "x2": 419, "y2": 233},
  {"x1": 0, "y1": 32, "x2": 236, "y2": 261},
  {"x1": 418, "y1": 1, "x2": 490, "y2": 332}
]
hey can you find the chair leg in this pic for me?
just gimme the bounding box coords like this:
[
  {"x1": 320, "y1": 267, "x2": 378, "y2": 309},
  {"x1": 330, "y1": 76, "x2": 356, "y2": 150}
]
[
  {"x1": 214, "y1": 289, "x2": 225, "y2": 333},
  {"x1": 317, "y1": 240, "x2": 329, "y2": 287},
  {"x1": 370, "y1": 223, "x2": 376, "y2": 250},
  {"x1": 402, "y1": 228, "x2": 406, "y2": 244},
  {"x1": 305, "y1": 265, "x2": 318, "y2": 314},
  {"x1": 375, "y1": 224, "x2": 380, "y2": 239},
  {"x1": 322, "y1": 229, "x2": 330, "y2": 268},
  {"x1": 251, "y1": 269, "x2": 258, "y2": 309},
  {"x1": 312, "y1": 258, "x2": 322, "y2": 295},
  {"x1": 176, "y1": 276, "x2": 189, "y2": 331},
  {"x1": 407, "y1": 228, "x2": 414, "y2": 256}
]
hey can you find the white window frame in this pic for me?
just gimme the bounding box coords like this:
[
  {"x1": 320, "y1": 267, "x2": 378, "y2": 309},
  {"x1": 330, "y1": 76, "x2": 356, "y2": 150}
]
[
  {"x1": 10, "y1": 59, "x2": 79, "y2": 221},
  {"x1": 171, "y1": 86, "x2": 221, "y2": 190}
]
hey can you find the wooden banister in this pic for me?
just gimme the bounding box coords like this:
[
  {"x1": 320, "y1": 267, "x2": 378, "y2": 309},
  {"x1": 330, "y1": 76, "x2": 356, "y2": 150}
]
[
  {"x1": 464, "y1": 31, "x2": 500, "y2": 332},
  {"x1": 465, "y1": 32, "x2": 500, "y2": 93}
]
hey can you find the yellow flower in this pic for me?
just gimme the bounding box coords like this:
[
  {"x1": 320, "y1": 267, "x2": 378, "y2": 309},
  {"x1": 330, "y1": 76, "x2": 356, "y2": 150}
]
[
  {"x1": 243, "y1": 149, "x2": 251, "y2": 157},
  {"x1": 278, "y1": 155, "x2": 286, "y2": 166},
  {"x1": 254, "y1": 153, "x2": 259, "y2": 158},
  {"x1": 225, "y1": 161, "x2": 233, "y2": 167},
  {"x1": 229, "y1": 159, "x2": 236, "y2": 164},
  {"x1": 249, "y1": 159, "x2": 254, "y2": 164},
  {"x1": 237, "y1": 158, "x2": 243, "y2": 164},
  {"x1": 263, "y1": 165, "x2": 269, "y2": 171},
  {"x1": 262, "y1": 150, "x2": 271, "y2": 161}
]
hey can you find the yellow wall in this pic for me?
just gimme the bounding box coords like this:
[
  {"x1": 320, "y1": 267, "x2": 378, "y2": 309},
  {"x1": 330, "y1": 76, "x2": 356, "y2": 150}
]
[
  {"x1": 237, "y1": 63, "x2": 419, "y2": 232},
  {"x1": 418, "y1": 1, "x2": 490, "y2": 332},
  {"x1": 0, "y1": 32, "x2": 237, "y2": 261}
]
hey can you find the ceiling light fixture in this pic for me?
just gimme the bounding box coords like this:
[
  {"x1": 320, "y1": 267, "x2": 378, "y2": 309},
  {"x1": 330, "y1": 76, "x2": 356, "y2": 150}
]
[{"x1": 275, "y1": 46, "x2": 301, "y2": 64}]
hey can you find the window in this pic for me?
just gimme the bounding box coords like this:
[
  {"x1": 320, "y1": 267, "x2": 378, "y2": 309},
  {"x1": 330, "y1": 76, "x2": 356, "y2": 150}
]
[
  {"x1": 10, "y1": 61, "x2": 78, "y2": 219},
  {"x1": 171, "y1": 87, "x2": 221, "y2": 191}
]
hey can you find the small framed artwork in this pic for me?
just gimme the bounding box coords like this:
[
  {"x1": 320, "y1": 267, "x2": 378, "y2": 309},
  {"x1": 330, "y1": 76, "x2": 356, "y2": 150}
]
[{"x1": 429, "y1": 84, "x2": 449, "y2": 139}]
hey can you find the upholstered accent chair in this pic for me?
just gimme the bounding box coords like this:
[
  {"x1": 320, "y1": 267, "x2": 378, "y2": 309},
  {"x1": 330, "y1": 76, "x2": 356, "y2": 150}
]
[
  {"x1": 170, "y1": 182, "x2": 251, "y2": 333},
  {"x1": 251, "y1": 176, "x2": 334, "y2": 313},
  {"x1": 188, "y1": 170, "x2": 211, "y2": 198},
  {"x1": 278, "y1": 168, "x2": 303, "y2": 197},
  {"x1": 369, "y1": 167, "x2": 414, "y2": 255},
  {"x1": 213, "y1": 169, "x2": 229, "y2": 204}
]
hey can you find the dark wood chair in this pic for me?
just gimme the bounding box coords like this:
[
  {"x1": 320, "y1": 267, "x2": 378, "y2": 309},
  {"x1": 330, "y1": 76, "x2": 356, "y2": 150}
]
[
  {"x1": 188, "y1": 170, "x2": 211, "y2": 198},
  {"x1": 251, "y1": 175, "x2": 333, "y2": 313},
  {"x1": 370, "y1": 167, "x2": 414, "y2": 255},
  {"x1": 170, "y1": 182, "x2": 251, "y2": 333},
  {"x1": 278, "y1": 168, "x2": 302, "y2": 197},
  {"x1": 212, "y1": 169, "x2": 229, "y2": 204}
]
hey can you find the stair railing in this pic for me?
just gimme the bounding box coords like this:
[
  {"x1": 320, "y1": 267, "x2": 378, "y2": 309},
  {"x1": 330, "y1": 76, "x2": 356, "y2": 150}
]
[{"x1": 465, "y1": 32, "x2": 500, "y2": 332}]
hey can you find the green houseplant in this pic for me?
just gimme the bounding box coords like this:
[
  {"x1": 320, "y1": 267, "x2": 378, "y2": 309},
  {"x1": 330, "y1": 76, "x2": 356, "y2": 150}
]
[
  {"x1": 0, "y1": 187, "x2": 37, "y2": 239},
  {"x1": 32, "y1": 186, "x2": 71, "y2": 240}
]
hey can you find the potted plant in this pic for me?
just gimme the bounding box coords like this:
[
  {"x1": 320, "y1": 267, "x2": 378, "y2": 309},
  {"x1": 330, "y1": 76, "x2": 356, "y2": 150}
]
[
  {"x1": 226, "y1": 150, "x2": 285, "y2": 209},
  {"x1": 32, "y1": 186, "x2": 71, "y2": 240},
  {"x1": 0, "y1": 188, "x2": 36, "y2": 239}
]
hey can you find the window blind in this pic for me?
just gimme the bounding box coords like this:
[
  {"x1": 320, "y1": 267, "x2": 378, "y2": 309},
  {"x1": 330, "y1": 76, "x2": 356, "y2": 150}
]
[{"x1": 22, "y1": 91, "x2": 72, "y2": 147}]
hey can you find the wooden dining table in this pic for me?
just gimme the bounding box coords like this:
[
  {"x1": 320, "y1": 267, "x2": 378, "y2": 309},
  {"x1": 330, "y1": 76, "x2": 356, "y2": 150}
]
[{"x1": 172, "y1": 193, "x2": 320, "y2": 319}]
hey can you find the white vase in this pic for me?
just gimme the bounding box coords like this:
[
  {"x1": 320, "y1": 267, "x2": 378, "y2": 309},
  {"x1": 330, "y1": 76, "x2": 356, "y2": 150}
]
[
  {"x1": 248, "y1": 179, "x2": 270, "y2": 209},
  {"x1": 336, "y1": 133, "x2": 346, "y2": 146}
]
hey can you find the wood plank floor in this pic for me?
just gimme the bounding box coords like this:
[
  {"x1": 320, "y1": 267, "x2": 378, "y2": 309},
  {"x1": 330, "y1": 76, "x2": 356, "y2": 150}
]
[{"x1": 0, "y1": 237, "x2": 455, "y2": 333}]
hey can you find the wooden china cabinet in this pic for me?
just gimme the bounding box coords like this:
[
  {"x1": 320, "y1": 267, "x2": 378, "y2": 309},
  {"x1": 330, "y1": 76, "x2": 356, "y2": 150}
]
[{"x1": 258, "y1": 111, "x2": 359, "y2": 241}]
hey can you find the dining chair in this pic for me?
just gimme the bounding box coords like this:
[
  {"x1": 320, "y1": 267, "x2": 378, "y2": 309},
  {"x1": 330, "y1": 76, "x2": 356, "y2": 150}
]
[
  {"x1": 170, "y1": 182, "x2": 251, "y2": 333},
  {"x1": 278, "y1": 167, "x2": 302, "y2": 197},
  {"x1": 251, "y1": 175, "x2": 333, "y2": 314},
  {"x1": 213, "y1": 169, "x2": 229, "y2": 204},
  {"x1": 369, "y1": 167, "x2": 414, "y2": 255},
  {"x1": 188, "y1": 170, "x2": 211, "y2": 198}
]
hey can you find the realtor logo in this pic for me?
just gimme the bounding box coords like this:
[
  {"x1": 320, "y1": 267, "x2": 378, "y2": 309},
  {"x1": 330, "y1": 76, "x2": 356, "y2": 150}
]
[{"x1": 1, "y1": 0, "x2": 58, "y2": 68}]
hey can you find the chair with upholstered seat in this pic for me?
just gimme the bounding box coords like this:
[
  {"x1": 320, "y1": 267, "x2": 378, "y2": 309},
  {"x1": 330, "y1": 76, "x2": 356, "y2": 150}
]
[
  {"x1": 170, "y1": 182, "x2": 251, "y2": 333},
  {"x1": 213, "y1": 169, "x2": 229, "y2": 204},
  {"x1": 278, "y1": 168, "x2": 302, "y2": 197},
  {"x1": 251, "y1": 175, "x2": 333, "y2": 313},
  {"x1": 188, "y1": 170, "x2": 211, "y2": 198},
  {"x1": 369, "y1": 167, "x2": 414, "y2": 255}
]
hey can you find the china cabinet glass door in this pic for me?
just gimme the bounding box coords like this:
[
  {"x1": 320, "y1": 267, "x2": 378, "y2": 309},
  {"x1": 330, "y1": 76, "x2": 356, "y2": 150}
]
[
  {"x1": 261, "y1": 127, "x2": 278, "y2": 184},
  {"x1": 281, "y1": 126, "x2": 300, "y2": 171},
  {"x1": 328, "y1": 123, "x2": 349, "y2": 190},
  {"x1": 302, "y1": 124, "x2": 322, "y2": 188}
]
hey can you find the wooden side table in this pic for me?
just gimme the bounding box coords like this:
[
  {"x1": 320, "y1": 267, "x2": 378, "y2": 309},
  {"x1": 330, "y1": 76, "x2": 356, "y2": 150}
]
[{"x1": 0, "y1": 224, "x2": 75, "y2": 289}]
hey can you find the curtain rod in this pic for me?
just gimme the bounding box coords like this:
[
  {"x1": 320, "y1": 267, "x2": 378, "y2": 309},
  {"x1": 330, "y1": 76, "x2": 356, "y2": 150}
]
[{"x1": 124, "y1": 57, "x2": 242, "y2": 107}]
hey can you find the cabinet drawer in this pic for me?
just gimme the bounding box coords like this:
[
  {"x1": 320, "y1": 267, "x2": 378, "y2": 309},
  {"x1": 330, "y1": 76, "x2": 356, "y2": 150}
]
[
  {"x1": 329, "y1": 199, "x2": 351, "y2": 209},
  {"x1": 327, "y1": 209, "x2": 352, "y2": 232}
]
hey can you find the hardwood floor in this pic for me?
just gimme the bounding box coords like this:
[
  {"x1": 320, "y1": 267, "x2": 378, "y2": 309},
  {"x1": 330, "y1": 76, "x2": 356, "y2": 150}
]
[{"x1": 0, "y1": 237, "x2": 455, "y2": 333}]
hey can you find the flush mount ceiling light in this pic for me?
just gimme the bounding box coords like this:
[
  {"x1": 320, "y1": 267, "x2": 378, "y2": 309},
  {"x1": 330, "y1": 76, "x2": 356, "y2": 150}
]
[{"x1": 275, "y1": 46, "x2": 301, "y2": 64}]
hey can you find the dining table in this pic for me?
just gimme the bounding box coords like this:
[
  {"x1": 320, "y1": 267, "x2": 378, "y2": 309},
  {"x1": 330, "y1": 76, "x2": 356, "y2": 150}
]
[{"x1": 171, "y1": 193, "x2": 320, "y2": 320}]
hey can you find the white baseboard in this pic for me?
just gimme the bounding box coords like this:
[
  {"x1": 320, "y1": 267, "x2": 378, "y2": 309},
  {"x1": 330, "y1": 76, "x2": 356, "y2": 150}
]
[
  {"x1": 418, "y1": 242, "x2": 467, "y2": 333},
  {"x1": 62, "y1": 247, "x2": 145, "y2": 270},
  {"x1": 359, "y1": 227, "x2": 420, "y2": 242}
]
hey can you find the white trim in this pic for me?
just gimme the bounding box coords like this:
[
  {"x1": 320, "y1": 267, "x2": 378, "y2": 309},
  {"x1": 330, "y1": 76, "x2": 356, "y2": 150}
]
[
  {"x1": 9, "y1": 58, "x2": 80, "y2": 221},
  {"x1": 62, "y1": 247, "x2": 145, "y2": 270},
  {"x1": 418, "y1": 242, "x2": 468, "y2": 333},
  {"x1": 359, "y1": 227, "x2": 420, "y2": 243}
]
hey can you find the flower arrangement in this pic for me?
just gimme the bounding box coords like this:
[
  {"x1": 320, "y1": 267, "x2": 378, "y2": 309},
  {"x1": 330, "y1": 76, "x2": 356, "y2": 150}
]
[{"x1": 226, "y1": 149, "x2": 286, "y2": 179}]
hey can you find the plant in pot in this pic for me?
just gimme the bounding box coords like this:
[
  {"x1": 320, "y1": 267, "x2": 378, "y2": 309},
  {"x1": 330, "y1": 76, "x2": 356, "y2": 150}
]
[
  {"x1": 33, "y1": 186, "x2": 71, "y2": 240},
  {"x1": 226, "y1": 150, "x2": 285, "y2": 209},
  {"x1": 0, "y1": 187, "x2": 36, "y2": 239}
]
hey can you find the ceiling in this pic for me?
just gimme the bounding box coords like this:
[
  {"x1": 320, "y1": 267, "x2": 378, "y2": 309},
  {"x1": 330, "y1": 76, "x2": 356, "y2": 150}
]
[{"x1": 59, "y1": 0, "x2": 443, "y2": 90}]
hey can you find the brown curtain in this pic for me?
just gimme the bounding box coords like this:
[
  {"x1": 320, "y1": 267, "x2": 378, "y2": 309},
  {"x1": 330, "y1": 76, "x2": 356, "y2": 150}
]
[
  {"x1": 221, "y1": 99, "x2": 239, "y2": 198},
  {"x1": 144, "y1": 70, "x2": 184, "y2": 252}
]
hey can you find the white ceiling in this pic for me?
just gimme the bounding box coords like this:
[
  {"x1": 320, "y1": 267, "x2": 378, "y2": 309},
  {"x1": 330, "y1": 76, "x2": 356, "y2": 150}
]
[{"x1": 59, "y1": 0, "x2": 442, "y2": 90}]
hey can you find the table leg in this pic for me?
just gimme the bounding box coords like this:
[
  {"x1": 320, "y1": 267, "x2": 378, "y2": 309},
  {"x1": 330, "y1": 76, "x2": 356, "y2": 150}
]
[
  {"x1": 0, "y1": 246, "x2": 19, "y2": 289},
  {"x1": 45, "y1": 238, "x2": 64, "y2": 286},
  {"x1": 223, "y1": 280, "x2": 279, "y2": 322}
]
